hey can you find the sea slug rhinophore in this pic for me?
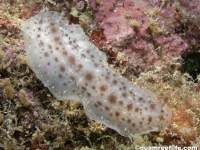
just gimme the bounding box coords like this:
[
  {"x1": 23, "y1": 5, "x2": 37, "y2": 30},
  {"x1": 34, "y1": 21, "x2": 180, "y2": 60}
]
[{"x1": 21, "y1": 11, "x2": 172, "y2": 136}]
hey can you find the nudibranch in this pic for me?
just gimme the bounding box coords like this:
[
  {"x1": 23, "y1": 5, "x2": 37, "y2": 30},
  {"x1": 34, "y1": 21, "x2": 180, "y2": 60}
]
[{"x1": 21, "y1": 11, "x2": 172, "y2": 136}]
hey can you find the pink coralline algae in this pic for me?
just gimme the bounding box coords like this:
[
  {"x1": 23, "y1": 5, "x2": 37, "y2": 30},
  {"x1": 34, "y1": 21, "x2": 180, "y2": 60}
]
[
  {"x1": 17, "y1": 88, "x2": 52, "y2": 130},
  {"x1": 155, "y1": 35, "x2": 188, "y2": 58},
  {"x1": 89, "y1": 0, "x2": 150, "y2": 46},
  {"x1": 88, "y1": 0, "x2": 199, "y2": 73}
]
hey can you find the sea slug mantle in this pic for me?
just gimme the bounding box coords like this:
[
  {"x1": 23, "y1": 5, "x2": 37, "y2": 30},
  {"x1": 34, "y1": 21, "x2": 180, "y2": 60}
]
[{"x1": 21, "y1": 11, "x2": 172, "y2": 136}]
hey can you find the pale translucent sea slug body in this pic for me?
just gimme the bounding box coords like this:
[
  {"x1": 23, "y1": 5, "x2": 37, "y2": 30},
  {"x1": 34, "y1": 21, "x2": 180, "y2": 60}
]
[{"x1": 21, "y1": 11, "x2": 172, "y2": 136}]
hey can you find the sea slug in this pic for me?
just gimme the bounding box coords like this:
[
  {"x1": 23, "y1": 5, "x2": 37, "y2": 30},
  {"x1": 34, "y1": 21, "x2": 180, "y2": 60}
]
[{"x1": 21, "y1": 11, "x2": 172, "y2": 136}]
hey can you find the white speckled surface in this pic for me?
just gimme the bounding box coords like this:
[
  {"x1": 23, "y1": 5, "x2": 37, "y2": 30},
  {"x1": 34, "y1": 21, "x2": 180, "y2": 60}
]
[{"x1": 21, "y1": 11, "x2": 172, "y2": 136}]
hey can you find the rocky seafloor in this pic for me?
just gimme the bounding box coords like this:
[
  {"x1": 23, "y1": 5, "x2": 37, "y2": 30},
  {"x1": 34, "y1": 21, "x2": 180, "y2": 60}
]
[{"x1": 0, "y1": 0, "x2": 200, "y2": 149}]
